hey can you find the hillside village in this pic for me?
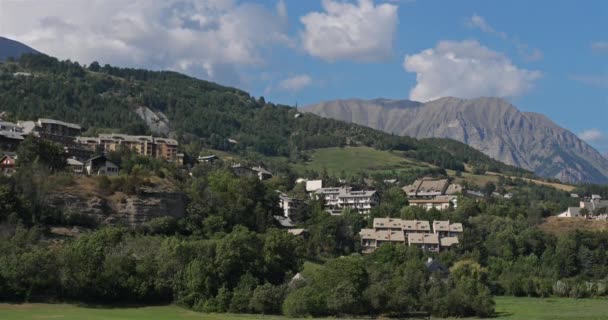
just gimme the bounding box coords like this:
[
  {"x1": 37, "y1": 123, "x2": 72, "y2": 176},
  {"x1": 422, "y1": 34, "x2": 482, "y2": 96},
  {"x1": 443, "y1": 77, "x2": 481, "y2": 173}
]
[{"x1": 1, "y1": 57, "x2": 608, "y2": 319}]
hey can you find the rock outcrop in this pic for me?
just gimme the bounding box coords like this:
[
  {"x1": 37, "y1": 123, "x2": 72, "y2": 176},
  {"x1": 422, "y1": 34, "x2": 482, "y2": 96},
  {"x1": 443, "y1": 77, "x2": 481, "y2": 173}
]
[{"x1": 48, "y1": 178, "x2": 187, "y2": 227}]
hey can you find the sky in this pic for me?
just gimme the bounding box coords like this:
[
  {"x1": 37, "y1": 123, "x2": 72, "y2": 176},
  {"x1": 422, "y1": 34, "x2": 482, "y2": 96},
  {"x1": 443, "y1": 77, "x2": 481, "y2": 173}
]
[{"x1": 1, "y1": 0, "x2": 607, "y2": 152}]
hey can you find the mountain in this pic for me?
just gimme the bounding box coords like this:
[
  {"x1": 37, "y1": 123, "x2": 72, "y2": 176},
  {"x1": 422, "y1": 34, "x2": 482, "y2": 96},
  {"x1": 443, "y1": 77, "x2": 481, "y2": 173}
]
[
  {"x1": 306, "y1": 97, "x2": 608, "y2": 184},
  {"x1": 0, "y1": 37, "x2": 40, "y2": 61},
  {"x1": 0, "y1": 54, "x2": 530, "y2": 179}
]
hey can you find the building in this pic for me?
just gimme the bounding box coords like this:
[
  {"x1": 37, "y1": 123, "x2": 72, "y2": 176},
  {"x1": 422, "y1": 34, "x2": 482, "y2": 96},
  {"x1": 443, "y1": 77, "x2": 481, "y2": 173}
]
[
  {"x1": 36, "y1": 118, "x2": 82, "y2": 144},
  {"x1": 198, "y1": 155, "x2": 218, "y2": 163},
  {"x1": 559, "y1": 195, "x2": 608, "y2": 218},
  {"x1": 305, "y1": 180, "x2": 323, "y2": 192},
  {"x1": 0, "y1": 152, "x2": 17, "y2": 176},
  {"x1": 66, "y1": 157, "x2": 84, "y2": 174},
  {"x1": 338, "y1": 189, "x2": 379, "y2": 214},
  {"x1": 360, "y1": 218, "x2": 463, "y2": 253},
  {"x1": 252, "y1": 166, "x2": 273, "y2": 180},
  {"x1": 84, "y1": 155, "x2": 119, "y2": 176},
  {"x1": 314, "y1": 187, "x2": 378, "y2": 214},
  {"x1": 409, "y1": 195, "x2": 456, "y2": 211},
  {"x1": 432, "y1": 220, "x2": 464, "y2": 238},
  {"x1": 0, "y1": 130, "x2": 25, "y2": 151},
  {"x1": 75, "y1": 134, "x2": 179, "y2": 161},
  {"x1": 403, "y1": 177, "x2": 463, "y2": 199},
  {"x1": 278, "y1": 192, "x2": 307, "y2": 218},
  {"x1": 408, "y1": 233, "x2": 440, "y2": 252}
]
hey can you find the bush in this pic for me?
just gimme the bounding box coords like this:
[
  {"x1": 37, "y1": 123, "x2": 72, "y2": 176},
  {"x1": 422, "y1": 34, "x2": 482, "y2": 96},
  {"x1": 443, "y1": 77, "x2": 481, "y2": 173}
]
[{"x1": 249, "y1": 283, "x2": 285, "y2": 314}]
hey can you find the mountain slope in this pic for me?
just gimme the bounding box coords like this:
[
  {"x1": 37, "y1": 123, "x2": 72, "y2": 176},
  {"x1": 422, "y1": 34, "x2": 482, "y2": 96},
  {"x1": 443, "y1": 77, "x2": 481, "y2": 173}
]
[
  {"x1": 306, "y1": 97, "x2": 608, "y2": 184},
  {"x1": 0, "y1": 54, "x2": 530, "y2": 178},
  {"x1": 0, "y1": 37, "x2": 40, "y2": 61}
]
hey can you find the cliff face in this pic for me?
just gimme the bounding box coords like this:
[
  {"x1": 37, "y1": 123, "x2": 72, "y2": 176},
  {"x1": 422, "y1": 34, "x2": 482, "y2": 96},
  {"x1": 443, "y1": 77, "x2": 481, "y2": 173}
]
[
  {"x1": 48, "y1": 177, "x2": 187, "y2": 227},
  {"x1": 306, "y1": 97, "x2": 608, "y2": 184}
]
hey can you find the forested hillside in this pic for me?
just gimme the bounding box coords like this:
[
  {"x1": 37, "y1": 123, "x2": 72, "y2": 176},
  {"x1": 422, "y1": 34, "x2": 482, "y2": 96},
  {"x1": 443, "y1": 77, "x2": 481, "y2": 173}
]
[{"x1": 0, "y1": 54, "x2": 530, "y2": 177}]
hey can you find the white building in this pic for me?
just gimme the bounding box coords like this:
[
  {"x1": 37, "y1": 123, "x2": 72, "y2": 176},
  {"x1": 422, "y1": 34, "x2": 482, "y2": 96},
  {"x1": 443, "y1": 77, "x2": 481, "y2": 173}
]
[{"x1": 314, "y1": 187, "x2": 378, "y2": 214}]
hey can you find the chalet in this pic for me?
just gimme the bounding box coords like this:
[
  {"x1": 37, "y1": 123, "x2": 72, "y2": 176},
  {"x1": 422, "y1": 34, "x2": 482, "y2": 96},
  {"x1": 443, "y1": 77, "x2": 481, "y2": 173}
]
[
  {"x1": 439, "y1": 236, "x2": 460, "y2": 250},
  {"x1": 558, "y1": 207, "x2": 582, "y2": 218},
  {"x1": 0, "y1": 152, "x2": 17, "y2": 176},
  {"x1": 84, "y1": 155, "x2": 119, "y2": 176},
  {"x1": 404, "y1": 178, "x2": 457, "y2": 199}
]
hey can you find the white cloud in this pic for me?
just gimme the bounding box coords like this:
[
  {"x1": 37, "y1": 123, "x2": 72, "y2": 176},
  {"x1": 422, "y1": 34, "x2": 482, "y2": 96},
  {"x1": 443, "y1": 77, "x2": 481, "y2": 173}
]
[
  {"x1": 300, "y1": 0, "x2": 398, "y2": 62},
  {"x1": 278, "y1": 74, "x2": 313, "y2": 92},
  {"x1": 579, "y1": 129, "x2": 605, "y2": 142},
  {"x1": 403, "y1": 40, "x2": 542, "y2": 102},
  {"x1": 466, "y1": 14, "x2": 543, "y2": 62},
  {"x1": 579, "y1": 129, "x2": 608, "y2": 153},
  {"x1": 0, "y1": 0, "x2": 290, "y2": 86},
  {"x1": 591, "y1": 41, "x2": 608, "y2": 54}
]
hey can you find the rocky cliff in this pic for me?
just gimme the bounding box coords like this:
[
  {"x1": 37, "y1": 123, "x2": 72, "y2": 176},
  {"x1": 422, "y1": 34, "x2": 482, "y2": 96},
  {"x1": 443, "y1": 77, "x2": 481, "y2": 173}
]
[
  {"x1": 48, "y1": 177, "x2": 187, "y2": 227},
  {"x1": 306, "y1": 97, "x2": 608, "y2": 184}
]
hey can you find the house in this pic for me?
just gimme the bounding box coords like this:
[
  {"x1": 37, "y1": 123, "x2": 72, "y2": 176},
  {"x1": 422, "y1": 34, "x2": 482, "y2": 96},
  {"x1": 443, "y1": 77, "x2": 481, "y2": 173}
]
[
  {"x1": 0, "y1": 152, "x2": 17, "y2": 175},
  {"x1": 231, "y1": 164, "x2": 256, "y2": 178},
  {"x1": 84, "y1": 155, "x2": 119, "y2": 176},
  {"x1": 403, "y1": 178, "x2": 462, "y2": 199},
  {"x1": 278, "y1": 192, "x2": 307, "y2": 218},
  {"x1": 559, "y1": 207, "x2": 583, "y2": 218},
  {"x1": 409, "y1": 195, "x2": 456, "y2": 211},
  {"x1": 383, "y1": 179, "x2": 398, "y2": 184},
  {"x1": 408, "y1": 233, "x2": 440, "y2": 252},
  {"x1": 0, "y1": 130, "x2": 25, "y2": 151},
  {"x1": 560, "y1": 195, "x2": 608, "y2": 218},
  {"x1": 66, "y1": 157, "x2": 84, "y2": 174},
  {"x1": 360, "y1": 218, "x2": 463, "y2": 253},
  {"x1": 198, "y1": 155, "x2": 218, "y2": 163},
  {"x1": 252, "y1": 166, "x2": 273, "y2": 180}
]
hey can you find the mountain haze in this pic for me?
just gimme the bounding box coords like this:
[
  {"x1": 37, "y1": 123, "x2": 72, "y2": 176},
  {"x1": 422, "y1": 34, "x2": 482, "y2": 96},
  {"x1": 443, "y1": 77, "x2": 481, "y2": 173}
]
[
  {"x1": 0, "y1": 37, "x2": 40, "y2": 61},
  {"x1": 306, "y1": 97, "x2": 608, "y2": 184}
]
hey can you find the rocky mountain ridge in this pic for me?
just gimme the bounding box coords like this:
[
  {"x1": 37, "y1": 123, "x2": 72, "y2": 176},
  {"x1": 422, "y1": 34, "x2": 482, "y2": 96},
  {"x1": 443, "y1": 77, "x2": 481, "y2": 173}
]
[{"x1": 306, "y1": 97, "x2": 608, "y2": 184}]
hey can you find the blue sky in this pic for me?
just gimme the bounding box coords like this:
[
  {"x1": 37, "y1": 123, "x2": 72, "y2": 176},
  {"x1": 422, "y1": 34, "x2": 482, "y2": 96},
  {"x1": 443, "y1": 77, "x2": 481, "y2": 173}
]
[{"x1": 1, "y1": 0, "x2": 607, "y2": 151}]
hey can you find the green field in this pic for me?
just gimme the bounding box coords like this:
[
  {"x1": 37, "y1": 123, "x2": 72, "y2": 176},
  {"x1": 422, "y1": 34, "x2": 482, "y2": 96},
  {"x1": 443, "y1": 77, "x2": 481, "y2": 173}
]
[
  {"x1": 1, "y1": 297, "x2": 607, "y2": 320},
  {"x1": 293, "y1": 146, "x2": 433, "y2": 175}
]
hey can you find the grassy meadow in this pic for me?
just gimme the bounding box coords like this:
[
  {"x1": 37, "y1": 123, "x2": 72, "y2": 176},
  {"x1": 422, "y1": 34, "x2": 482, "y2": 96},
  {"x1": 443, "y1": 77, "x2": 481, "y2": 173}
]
[
  {"x1": 293, "y1": 146, "x2": 434, "y2": 175},
  {"x1": 1, "y1": 297, "x2": 607, "y2": 320}
]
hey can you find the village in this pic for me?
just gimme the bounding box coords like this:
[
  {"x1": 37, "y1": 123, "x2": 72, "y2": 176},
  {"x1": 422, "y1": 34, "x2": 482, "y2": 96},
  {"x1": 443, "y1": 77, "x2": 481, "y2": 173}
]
[{"x1": 2, "y1": 116, "x2": 607, "y2": 257}]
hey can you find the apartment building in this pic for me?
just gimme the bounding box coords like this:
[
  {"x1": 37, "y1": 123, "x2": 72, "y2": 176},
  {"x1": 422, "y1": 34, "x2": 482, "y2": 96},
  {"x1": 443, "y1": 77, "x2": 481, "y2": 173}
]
[
  {"x1": 75, "y1": 134, "x2": 179, "y2": 161},
  {"x1": 314, "y1": 187, "x2": 378, "y2": 214},
  {"x1": 409, "y1": 195, "x2": 457, "y2": 211},
  {"x1": 36, "y1": 118, "x2": 82, "y2": 144},
  {"x1": 360, "y1": 218, "x2": 463, "y2": 253},
  {"x1": 278, "y1": 192, "x2": 307, "y2": 219}
]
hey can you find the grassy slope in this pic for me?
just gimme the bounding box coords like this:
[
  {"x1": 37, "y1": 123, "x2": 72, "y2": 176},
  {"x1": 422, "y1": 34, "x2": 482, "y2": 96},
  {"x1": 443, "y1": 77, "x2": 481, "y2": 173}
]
[
  {"x1": 2, "y1": 297, "x2": 608, "y2": 320},
  {"x1": 292, "y1": 146, "x2": 434, "y2": 176},
  {"x1": 539, "y1": 216, "x2": 608, "y2": 235}
]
